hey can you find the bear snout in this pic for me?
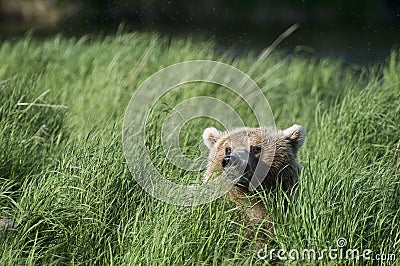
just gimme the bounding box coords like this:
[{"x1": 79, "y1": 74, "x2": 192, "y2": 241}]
[
  {"x1": 221, "y1": 148, "x2": 253, "y2": 189},
  {"x1": 222, "y1": 154, "x2": 244, "y2": 168},
  {"x1": 221, "y1": 149, "x2": 249, "y2": 168},
  {"x1": 221, "y1": 155, "x2": 232, "y2": 168}
]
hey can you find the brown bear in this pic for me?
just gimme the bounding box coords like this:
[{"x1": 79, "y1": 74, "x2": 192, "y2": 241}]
[{"x1": 203, "y1": 124, "x2": 306, "y2": 237}]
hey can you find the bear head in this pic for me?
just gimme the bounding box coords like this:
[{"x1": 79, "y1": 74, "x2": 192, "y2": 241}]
[{"x1": 202, "y1": 124, "x2": 306, "y2": 192}]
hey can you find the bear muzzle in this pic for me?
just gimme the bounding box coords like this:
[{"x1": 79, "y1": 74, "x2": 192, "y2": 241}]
[{"x1": 221, "y1": 148, "x2": 253, "y2": 188}]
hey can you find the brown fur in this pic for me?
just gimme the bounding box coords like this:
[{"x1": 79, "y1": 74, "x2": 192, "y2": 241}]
[{"x1": 203, "y1": 125, "x2": 306, "y2": 239}]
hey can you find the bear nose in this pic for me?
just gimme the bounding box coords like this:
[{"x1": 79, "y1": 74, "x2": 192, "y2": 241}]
[
  {"x1": 222, "y1": 156, "x2": 231, "y2": 168},
  {"x1": 222, "y1": 154, "x2": 241, "y2": 168}
]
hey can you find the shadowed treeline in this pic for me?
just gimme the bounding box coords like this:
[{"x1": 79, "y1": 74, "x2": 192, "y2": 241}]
[
  {"x1": 80, "y1": 0, "x2": 400, "y2": 25},
  {"x1": 0, "y1": 1, "x2": 399, "y2": 63},
  {"x1": 1, "y1": 0, "x2": 399, "y2": 30}
]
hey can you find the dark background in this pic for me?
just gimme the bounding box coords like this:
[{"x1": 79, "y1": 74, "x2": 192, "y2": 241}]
[{"x1": 1, "y1": 0, "x2": 400, "y2": 63}]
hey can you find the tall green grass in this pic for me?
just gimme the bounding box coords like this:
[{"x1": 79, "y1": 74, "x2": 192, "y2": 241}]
[{"x1": 0, "y1": 31, "x2": 399, "y2": 265}]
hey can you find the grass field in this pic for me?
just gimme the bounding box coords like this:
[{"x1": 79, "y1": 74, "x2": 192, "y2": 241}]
[{"x1": 0, "y1": 31, "x2": 399, "y2": 265}]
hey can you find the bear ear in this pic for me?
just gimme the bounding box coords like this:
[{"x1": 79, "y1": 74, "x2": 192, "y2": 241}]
[
  {"x1": 203, "y1": 127, "x2": 221, "y2": 149},
  {"x1": 282, "y1": 124, "x2": 306, "y2": 153}
]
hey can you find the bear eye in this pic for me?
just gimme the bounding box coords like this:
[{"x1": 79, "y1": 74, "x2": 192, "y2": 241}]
[
  {"x1": 225, "y1": 147, "x2": 232, "y2": 155},
  {"x1": 250, "y1": 145, "x2": 261, "y2": 154}
]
